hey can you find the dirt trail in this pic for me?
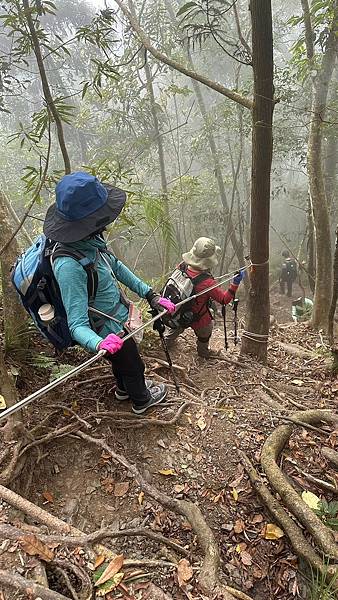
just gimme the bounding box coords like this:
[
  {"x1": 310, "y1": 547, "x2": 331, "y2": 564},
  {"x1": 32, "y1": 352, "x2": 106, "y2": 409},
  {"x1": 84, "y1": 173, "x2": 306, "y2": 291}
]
[{"x1": 1, "y1": 294, "x2": 337, "y2": 599}]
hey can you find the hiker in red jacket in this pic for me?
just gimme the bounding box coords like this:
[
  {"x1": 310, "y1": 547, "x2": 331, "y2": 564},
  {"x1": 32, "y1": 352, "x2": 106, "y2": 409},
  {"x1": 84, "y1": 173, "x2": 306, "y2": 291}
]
[{"x1": 164, "y1": 237, "x2": 244, "y2": 358}]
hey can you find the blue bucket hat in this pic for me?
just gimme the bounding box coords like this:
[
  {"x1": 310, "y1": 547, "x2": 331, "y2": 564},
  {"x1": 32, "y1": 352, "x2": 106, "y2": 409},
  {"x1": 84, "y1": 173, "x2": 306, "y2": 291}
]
[{"x1": 43, "y1": 171, "x2": 126, "y2": 242}]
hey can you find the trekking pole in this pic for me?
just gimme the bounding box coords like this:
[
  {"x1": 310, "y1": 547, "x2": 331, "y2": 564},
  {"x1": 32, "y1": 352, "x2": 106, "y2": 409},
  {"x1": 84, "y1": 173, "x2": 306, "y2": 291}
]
[
  {"x1": 232, "y1": 298, "x2": 239, "y2": 345},
  {"x1": 0, "y1": 267, "x2": 250, "y2": 423},
  {"x1": 151, "y1": 310, "x2": 180, "y2": 393},
  {"x1": 221, "y1": 304, "x2": 228, "y2": 351},
  {"x1": 0, "y1": 311, "x2": 169, "y2": 424}
]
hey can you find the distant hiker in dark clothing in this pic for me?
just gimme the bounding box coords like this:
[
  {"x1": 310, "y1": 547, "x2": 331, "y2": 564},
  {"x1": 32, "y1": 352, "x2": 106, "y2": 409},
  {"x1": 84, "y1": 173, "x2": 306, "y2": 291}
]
[
  {"x1": 43, "y1": 172, "x2": 176, "y2": 415},
  {"x1": 164, "y1": 237, "x2": 244, "y2": 358},
  {"x1": 279, "y1": 250, "x2": 298, "y2": 297}
]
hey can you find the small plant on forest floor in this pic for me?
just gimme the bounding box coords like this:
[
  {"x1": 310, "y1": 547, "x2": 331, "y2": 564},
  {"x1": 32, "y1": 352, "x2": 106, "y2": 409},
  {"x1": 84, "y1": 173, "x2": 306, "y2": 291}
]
[
  {"x1": 49, "y1": 363, "x2": 75, "y2": 382},
  {"x1": 314, "y1": 500, "x2": 338, "y2": 531},
  {"x1": 309, "y1": 560, "x2": 338, "y2": 600},
  {"x1": 303, "y1": 492, "x2": 338, "y2": 531}
]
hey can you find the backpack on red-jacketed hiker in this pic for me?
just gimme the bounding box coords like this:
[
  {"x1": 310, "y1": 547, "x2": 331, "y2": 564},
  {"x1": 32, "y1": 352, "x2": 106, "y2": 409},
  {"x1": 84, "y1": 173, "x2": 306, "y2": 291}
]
[{"x1": 161, "y1": 262, "x2": 209, "y2": 329}]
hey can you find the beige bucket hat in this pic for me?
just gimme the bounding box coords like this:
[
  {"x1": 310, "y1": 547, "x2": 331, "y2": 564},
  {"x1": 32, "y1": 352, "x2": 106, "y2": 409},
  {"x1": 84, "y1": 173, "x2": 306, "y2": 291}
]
[{"x1": 182, "y1": 237, "x2": 221, "y2": 271}]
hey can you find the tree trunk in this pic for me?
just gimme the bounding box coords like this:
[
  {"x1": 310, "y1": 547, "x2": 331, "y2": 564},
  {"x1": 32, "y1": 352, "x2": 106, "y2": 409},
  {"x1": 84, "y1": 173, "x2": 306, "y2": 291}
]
[
  {"x1": 1, "y1": 192, "x2": 33, "y2": 246},
  {"x1": 22, "y1": 0, "x2": 71, "y2": 174},
  {"x1": 328, "y1": 225, "x2": 338, "y2": 345},
  {"x1": 302, "y1": 0, "x2": 338, "y2": 329},
  {"x1": 144, "y1": 60, "x2": 170, "y2": 273},
  {"x1": 307, "y1": 198, "x2": 316, "y2": 293},
  {"x1": 324, "y1": 80, "x2": 338, "y2": 215},
  {"x1": 241, "y1": 0, "x2": 274, "y2": 362},
  {"x1": 0, "y1": 349, "x2": 21, "y2": 436},
  {"x1": 0, "y1": 193, "x2": 28, "y2": 350}
]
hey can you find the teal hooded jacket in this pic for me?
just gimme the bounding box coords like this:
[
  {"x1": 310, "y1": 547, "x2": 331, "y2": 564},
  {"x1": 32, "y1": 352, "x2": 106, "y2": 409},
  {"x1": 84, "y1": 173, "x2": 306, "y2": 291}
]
[{"x1": 52, "y1": 237, "x2": 150, "y2": 352}]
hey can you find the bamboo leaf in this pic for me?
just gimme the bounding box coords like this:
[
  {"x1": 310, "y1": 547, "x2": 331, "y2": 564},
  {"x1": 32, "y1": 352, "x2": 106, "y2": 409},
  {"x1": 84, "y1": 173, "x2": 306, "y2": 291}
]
[{"x1": 177, "y1": 2, "x2": 198, "y2": 17}]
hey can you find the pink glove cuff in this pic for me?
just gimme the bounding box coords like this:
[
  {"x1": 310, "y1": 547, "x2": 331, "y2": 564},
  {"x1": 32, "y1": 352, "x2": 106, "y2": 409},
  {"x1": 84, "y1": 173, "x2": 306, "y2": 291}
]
[
  {"x1": 158, "y1": 297, "x2": 176, "y2": 314},
  {"x1": 99, "y1": 334, "x2": 124, "y2": 355}
]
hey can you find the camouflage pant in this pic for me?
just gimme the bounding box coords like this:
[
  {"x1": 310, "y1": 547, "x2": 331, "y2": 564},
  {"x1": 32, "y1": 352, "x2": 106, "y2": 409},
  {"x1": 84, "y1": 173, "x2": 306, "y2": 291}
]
[{"x1": 164, "y1": 322, "x2": 213, "y2": 357}]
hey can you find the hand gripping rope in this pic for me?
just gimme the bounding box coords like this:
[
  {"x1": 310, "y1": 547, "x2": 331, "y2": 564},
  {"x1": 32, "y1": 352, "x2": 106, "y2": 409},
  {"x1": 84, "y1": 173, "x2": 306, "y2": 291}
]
[{"x1": 0, "y1": 260, "x2": 267, "y2": 422}]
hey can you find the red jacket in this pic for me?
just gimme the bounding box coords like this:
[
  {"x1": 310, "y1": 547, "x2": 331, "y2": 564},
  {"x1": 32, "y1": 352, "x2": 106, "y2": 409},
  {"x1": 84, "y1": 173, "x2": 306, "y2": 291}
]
[{"x1": 186, "y1": 267, "x2": 239, "y2": 330}]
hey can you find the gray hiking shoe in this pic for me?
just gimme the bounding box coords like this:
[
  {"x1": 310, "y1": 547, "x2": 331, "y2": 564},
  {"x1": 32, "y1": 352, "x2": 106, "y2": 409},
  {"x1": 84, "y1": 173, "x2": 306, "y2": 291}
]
[
  {"x1": 115, "y1": 379, "x2": 154, "y2": 401},
  {"x1": 132, "y1": 384, "x2": 168, "y2": 415}
]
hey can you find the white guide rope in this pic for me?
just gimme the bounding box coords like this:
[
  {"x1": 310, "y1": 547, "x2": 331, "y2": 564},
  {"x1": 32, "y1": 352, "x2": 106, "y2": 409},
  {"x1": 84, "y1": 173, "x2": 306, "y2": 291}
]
[{"x1": 0, "y1": 260, "x2": 269, "y2": 422}]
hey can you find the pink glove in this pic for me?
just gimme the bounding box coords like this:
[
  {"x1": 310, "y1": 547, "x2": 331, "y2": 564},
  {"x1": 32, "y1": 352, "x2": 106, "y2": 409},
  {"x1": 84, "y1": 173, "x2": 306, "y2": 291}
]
[
  {"x1": 158, "y1": 297, "x2": 176, "y2": 314},
  {"x1": 99, "y1": 333, "x2": 124, "y2": 354}
]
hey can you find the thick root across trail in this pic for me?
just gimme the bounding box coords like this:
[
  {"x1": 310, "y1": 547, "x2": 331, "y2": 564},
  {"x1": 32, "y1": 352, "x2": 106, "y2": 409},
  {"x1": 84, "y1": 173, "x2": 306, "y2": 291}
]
[{"x1": 0, "y1": 321, "x2": 337, "y2": 599}]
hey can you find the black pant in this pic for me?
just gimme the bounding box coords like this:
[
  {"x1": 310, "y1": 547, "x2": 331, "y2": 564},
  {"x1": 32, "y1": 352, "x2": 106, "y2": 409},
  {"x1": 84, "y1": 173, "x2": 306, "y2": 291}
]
[
  {"x1": 106, "y1": 338, "x2": 150, "y2": 407},
  {"x1": 280, "y1": 278, "x2": 293, "y2": 297}
]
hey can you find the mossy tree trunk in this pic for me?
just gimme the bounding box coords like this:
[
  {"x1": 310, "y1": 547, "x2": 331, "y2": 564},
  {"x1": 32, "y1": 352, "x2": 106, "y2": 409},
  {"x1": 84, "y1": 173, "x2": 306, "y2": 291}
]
[
  {"x1": 301, "y1": 0, "x2": 338, "y2": 329},
  {"x1": 241, "y1": 0, "x2": 274, "y2": 362},
  {"x1": 0, "y1": 193, "x2": 28, "y2": 351}
]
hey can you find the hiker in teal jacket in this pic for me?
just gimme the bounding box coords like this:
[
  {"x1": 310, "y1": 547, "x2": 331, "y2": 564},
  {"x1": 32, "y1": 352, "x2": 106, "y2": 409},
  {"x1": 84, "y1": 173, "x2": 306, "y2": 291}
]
[
  {"x1": 52, "y1": 236, "x2": 149, "y2": 353},
  {"x1": 43, "y1": 172, "x2": 175, "y2": 415}
]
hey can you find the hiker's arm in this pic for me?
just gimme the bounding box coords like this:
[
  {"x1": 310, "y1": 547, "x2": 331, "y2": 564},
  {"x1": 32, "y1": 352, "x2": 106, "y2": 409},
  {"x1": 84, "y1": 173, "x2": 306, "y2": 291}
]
[
  {"x1": 110, "y1": 256, "x2": 151, "y2": 298},
  {"x1": 210, "y1": 282, "x2": 239, "y2": 305},
  {"x1": 53, "y1": 258, "x2": 103, "y2": 353},
  {"x1": 196, "y1": 277, "x2": 239, "y2": 306}
]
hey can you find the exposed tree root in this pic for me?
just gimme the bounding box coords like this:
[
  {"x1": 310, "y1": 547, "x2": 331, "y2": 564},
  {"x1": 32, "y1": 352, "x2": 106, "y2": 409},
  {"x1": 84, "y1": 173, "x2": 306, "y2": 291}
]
[
  {"x1": 204, "y1": 355, "x2": 250, "y2": 369},
  {"x1": 49, "y1": 405, "x2": 93, "y2": 429},
  {"x1": 18, "y1": 423, "x2": 78, "y2": 458},
  {"x1": 53, "y1": 558, "x2": 92, "y2": 600},
  {"x1": 0, "y1": 484, "x2": 79, "y2": 534},
  {"x1": 238, "y1": 450, "x2": 333, "y2": 574},
  {"x1": 146, "y1": 356, "x2": 198, "y2": 387},
  {"x1": 146, "y1": 356, "x2": 186, "y2": 372},
  {"x1": 74, "y1": 430, "x2": 238, "y2": 600},
  {"x1": 123, "y1": 559, "x2": 176, "y2": 568},
  {"x1": 87, "y1": 401, "x2": 191, "y2": 429},
  {"x1": 260, "y1": 390, "x2": 283, "y2": 411},
  {"x1": 224, "y1": 588, "x2": 257, "y2": 600},
  {"x1": 322, "y1": 447, "x2": 338, "y2": 468},
  {"x1": 0, "y1": 568, "x2": 69, "y2": 600},
  {"x1": 31, "y1": 560, "x2": 49, "y2": 588},
  {"x1": 0, "y1": 440, "x2": 23, "y2": 485},
  {"x1": 260, "y1": 409, "x2": 338, "y2": 560},
  {"x1": 287, "y1": 397, "x2": 309, "y2": 410},
  {"x1": 0, "y1": 522, "x2": 189, "y2": 557},
  {"x1": 276, "y1": 341, "x2": 317, "y2": 360},
  {"x1": 261, "y1": 383, "x2": 285, "y2": 408},
  {"x1": 281, "y1": 416, "x2": 331, "y2": 436},
  {"x1": 54, "y1": 566, "x2": 80, "y2": 600},
  {"x1": 285, "y1": 457, "x2": 338, "y2": 494}
]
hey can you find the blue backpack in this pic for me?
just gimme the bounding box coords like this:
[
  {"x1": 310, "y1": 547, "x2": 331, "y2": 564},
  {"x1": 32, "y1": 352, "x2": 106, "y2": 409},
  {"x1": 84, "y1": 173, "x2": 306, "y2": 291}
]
[{"x1": 11, "y1": 234, "x2": 98, "y2": 350}]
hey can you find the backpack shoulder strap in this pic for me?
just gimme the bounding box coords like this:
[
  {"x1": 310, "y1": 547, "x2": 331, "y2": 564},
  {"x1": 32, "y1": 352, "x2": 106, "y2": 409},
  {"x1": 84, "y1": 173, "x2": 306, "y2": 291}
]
[
  {"x1": 179, "y1": 262, "x2": 209, "y2": 285},
  {"x1": 189, "y1": 271, "x2": 211, "y2": 287},
  {"x1": 50, "y1": 244, "x2": 98, "y2": 304},
  {"x1": 99, "y1": 250, "x2": 130, "y2": 309}
]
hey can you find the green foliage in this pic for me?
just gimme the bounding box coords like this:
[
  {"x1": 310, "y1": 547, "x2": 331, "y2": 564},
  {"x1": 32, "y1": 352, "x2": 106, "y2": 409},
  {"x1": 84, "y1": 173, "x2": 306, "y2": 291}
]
[
  {"x1": 142, "y1": 194, "x2": 178, "y2": 254},
  {"x1": 177, "y1": 1, "x2": 199, "y2": 18},
  {"x1": 314, "y1": 500, "x2": 338, "y2": 530},
  {"x1": 309, "y1": 559, "x2": 338, "y2": 600},
  {"x1": 27, "y1": 353, "x2": 56, "y2": 369},
  {"x1": 289, "y1": 0, "x2": 338, "y2": 79},
  {"x1": 49, "y1": 363, "x2": 74, "y2": 382},
  {"x1": 81, "y1": 158, "x2": 135, "y2": 188}
]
